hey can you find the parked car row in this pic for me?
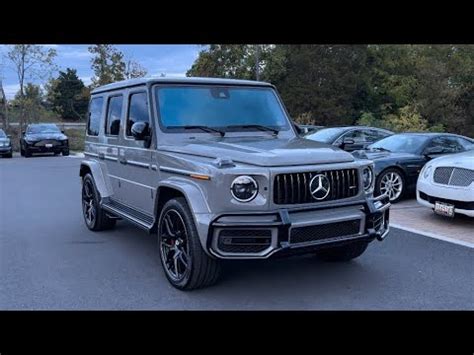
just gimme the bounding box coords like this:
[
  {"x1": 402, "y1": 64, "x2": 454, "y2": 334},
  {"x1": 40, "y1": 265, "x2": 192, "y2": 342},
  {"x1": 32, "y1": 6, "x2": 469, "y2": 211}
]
[
  {"x1": 0, "y1": 123, "x2": 70, "y2": 159},
  {"x1": 298, "y1": 124, "x2": 473, "y2": 204}
]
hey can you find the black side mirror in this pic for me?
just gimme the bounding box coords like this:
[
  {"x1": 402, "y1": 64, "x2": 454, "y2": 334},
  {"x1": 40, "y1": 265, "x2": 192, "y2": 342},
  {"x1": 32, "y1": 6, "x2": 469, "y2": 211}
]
[
  {"x1": 338, "y1": 137, "x2": 355, "y2": 149},
  {"x1": 7, "y1": 135, "x2": 11, "y2": 139},
  {"x1": 22, "y1": 131, "x2": 25, "y2": 135},
  {"x1": 61, "y1": 130, "x2": 65, "y2": 134},
  {"x1": 131, "y1": 121, "x2": 151, "y2": 141}
]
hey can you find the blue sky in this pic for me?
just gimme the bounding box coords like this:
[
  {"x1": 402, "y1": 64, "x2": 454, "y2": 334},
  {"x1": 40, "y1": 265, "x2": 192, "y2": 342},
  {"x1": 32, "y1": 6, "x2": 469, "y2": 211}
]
[{"x1": 0, "y1": 45, "x2": 203, "y2": 99}]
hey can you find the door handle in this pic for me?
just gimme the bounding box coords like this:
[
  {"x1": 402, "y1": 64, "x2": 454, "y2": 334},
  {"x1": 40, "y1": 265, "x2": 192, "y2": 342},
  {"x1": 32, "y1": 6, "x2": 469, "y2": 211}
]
[{"x1": 119, "y1": 157, "x2": 127, "y2": 165}]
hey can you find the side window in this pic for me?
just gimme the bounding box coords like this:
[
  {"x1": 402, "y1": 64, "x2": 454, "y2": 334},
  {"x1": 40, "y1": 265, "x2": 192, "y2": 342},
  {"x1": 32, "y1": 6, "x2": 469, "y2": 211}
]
[
  {"x1": 455, "y1": 137, "x2": 474, "y2": 150},
  {"x1": 371, "y1": 129, "x2": 391, "y2": 141},
  {"x1": 427, "y1": 137, "x2": 463, "y2": 153},
  {"x1": 126, "y1": 92, "x2": 149, "y2": 136},
  {"x1": 87, "y1": 97, "x2": 103, "y2": 136},
  {"x1": 106, "y1": 95, "x2": 123, "y2": 136},
  {"x1": 344, "y1": 130, "x2": 366, "y2": 143}
]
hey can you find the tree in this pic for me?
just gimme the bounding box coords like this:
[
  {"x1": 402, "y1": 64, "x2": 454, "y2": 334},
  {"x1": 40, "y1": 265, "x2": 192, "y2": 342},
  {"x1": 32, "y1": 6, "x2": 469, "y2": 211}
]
[
  {"x1": 46, "y1": 68, "x2": 89, "y2": 120},
  {"x1": 88, "y1": 45, "x2": 126, "y2": 87},
  {"x1": 265, "y1": 45, "x2": 371, "y2": 126},
  {"x1": 187, "y1": 45, "x2": 274, "y2": 80},
  {"x1": 0, "y1": 79, "x2": 8, "y2": 129},
  {"x1": 124, "y1": 58, "x2": 147, "y2": 79},
  {"x1": 11, "y1": 83, "x2": 45, "y2": 124},
  {"x1": 5, "y1": 45, "x2": 56, "y2": 131}
]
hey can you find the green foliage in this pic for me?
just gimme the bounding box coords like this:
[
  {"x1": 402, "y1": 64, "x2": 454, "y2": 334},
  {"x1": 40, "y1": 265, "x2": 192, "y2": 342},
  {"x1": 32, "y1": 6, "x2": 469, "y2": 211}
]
[
  {"x1": 46, "y1": 68, "x2": 89, "y2": 120},
  {"x1": 188, "y1": 44, "x2": 474, "y2": 138},
  {"x1": 88, "y1": 45, "x2": 126, "y2": 87},
  {"x1": 64, "y1": 128, "x2": 85, "y2": 151}
]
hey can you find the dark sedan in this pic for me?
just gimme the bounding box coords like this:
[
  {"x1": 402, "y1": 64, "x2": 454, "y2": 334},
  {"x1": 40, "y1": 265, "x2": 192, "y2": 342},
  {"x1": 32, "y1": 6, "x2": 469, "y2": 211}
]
[
  {"x1": 20, "y1": 123, "x2": 69, "y2": 157},
  {"x1": 304, "y1": 126, "x2": 393, "y2": 152},
  {"x1": 0, "y1": 128, "x2": 13, "y2": 158},
  {"x1": 352, "y1": 133, "x2": 474, "y2": 203}
]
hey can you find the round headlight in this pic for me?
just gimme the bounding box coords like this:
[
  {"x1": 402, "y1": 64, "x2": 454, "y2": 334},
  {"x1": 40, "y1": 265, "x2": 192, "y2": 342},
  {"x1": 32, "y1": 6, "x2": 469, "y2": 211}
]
[
  {"x1": 363, "y1": 166, "x2": 374, "y2": 191},
  {"x1": 423, "y1": 165, "x2": 432, "y2": 179},
  {"x1": 230, "y1": 175, "x2": 258, "y2": 202}
]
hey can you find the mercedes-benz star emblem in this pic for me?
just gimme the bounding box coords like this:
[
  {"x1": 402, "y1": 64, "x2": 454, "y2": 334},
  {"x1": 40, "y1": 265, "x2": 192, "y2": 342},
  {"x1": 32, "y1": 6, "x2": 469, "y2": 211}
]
[{"x1": 309, "y1": 174, "x2": 331, "y2": 200}]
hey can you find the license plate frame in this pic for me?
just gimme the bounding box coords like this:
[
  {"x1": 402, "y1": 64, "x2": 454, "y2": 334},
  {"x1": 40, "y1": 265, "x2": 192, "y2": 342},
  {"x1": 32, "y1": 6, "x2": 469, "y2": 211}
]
[
  {"x1": 434, "y1": 201, "x2": 455, "y2": 217},
  {"x1": 45, "y1": 143, "x2": 53, "y2": 148}
]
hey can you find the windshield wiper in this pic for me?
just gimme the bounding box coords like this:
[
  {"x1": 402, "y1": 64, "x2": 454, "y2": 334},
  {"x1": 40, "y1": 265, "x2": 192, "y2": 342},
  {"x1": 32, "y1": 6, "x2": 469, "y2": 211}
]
[
  {"x1": 167, "y1": 125, "x2": 225, "y2": 137},
  {"x1": 371, "y1": 147, "x2": 391, "y2": 152},
  {"x1": 225, "y1": 124, "x2": 279, "y2": 135}
]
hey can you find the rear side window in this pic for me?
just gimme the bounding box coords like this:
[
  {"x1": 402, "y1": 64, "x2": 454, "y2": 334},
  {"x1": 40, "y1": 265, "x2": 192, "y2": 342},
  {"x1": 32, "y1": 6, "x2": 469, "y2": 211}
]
[
  {"x1": 106, "y1": 95, "x2": 123, "y2": 136},
  {"x1": 126, "y1": 92, "x2": 149, "y2": 136},
  {"x1": 87, "y1": 97, "x2": 103, "y2": 136}
]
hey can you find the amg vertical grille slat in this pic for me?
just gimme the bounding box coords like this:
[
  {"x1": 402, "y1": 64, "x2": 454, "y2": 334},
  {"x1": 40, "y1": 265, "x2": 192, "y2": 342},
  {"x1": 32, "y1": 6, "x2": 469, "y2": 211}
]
[{"x1": 274, "y1": 168, "x2": 359, "y2": 205}]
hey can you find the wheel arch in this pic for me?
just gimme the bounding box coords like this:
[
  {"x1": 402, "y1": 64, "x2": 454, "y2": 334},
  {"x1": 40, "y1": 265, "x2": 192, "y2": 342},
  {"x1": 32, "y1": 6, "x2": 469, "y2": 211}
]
[{"x1": 79, "y1": 160, "x2": 113, "y2": 198}]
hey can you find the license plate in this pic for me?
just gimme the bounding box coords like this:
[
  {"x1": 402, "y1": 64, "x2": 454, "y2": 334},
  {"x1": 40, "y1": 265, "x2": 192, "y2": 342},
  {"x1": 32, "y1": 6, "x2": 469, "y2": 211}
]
[
  {"x1": 434, "y1": 201, "x2": 455, "y2": 217},
  {"x1": 45, "y1": 144, "x2": 53, "y2": 148}
]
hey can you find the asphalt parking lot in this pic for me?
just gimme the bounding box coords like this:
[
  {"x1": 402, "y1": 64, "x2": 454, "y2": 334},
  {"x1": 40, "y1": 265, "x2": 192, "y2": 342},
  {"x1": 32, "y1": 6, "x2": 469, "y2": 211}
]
[{"x1": 1, "y1": 154, "x2": 473, "y2": 310}]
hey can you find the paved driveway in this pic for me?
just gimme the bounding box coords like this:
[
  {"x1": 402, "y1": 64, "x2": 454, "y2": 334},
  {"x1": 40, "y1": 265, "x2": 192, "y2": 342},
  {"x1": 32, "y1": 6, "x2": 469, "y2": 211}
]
[{"x1": 1, "y1": 155, "x2": 473, "y2": 309}]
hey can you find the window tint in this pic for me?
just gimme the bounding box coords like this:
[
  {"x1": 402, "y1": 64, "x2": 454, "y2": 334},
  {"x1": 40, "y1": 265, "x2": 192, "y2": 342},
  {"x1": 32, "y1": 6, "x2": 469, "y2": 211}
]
[
  {"x1": 127, "y1": 92, "x2": 149, "y2": 136},
  {"x1": 336, "y1": 130, "x2": 365, "y2": 144},
  {"x1": 106, "y1": 95, "x2": 123, "y2": 136},
  {"x1": 455, "y1": 137, "x2": 474, "y2": 150},
  {"x1": 426, "y1": 136, "x2": 464, "y2": 153},
  {"x1": 369, "y1": 129, "x2": 391, "y2": 141},
  {"x1": 88, "y1": 97, "x2": 103, "y2": 136}
]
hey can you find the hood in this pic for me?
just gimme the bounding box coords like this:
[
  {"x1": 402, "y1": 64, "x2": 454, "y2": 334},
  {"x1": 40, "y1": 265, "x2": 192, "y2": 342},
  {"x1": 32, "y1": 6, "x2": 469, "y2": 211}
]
[
  {"x1": 352, "y1": 149, "x2": 418, "y2": 161},
  {"x1": 161, "y1": 136, "x2": 355, "y2": 167},
  {"x1": 429, "y1": 150, "x2": 474, "y2": 169},
  {"x1": 25, "y1": 132, "x2": 67, "y2": 141}
]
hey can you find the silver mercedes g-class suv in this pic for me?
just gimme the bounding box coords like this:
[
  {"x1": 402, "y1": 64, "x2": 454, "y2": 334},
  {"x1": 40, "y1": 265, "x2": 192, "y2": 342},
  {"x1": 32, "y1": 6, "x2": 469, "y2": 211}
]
[{"x1": 80, "y1": 77, "x2": 390, "y2": 290}]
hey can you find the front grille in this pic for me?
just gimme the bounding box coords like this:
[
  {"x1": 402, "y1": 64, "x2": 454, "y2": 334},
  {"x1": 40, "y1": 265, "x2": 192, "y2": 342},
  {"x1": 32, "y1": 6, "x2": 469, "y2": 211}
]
[
  {"x1": 434, "y1": 167, "x2": 474, "y2": 187},
  {"x1": 290, "y1": 219, "x2": 361, "y2": 244},
  {"x1": 217, "y1": 229, "x2": 272, "y2": 253},
  {"x1": 274, "y1": 169, "x2": 359, "y2": 205},
  {"x1": 34, "y1": 140, "x2": 61, "y2": 147}
]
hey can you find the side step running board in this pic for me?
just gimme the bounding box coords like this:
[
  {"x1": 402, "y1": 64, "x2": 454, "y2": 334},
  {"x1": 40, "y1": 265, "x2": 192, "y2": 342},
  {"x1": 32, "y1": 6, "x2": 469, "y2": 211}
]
[{"x1": 101, "y1": 199, "x2": 155, "y2": 232}]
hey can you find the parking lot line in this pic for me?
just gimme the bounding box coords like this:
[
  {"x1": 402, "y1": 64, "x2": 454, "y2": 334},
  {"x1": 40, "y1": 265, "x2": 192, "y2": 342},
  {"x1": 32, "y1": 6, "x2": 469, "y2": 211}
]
[{"x1": 390, "y1": 223, "x2": 474, "y2": 249}]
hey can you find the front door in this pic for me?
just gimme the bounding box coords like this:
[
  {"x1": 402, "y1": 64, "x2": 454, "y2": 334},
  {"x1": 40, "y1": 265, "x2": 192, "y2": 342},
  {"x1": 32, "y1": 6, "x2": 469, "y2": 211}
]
[{"x1": 113, "y1": 89, "x2": 156, "y2": 216}]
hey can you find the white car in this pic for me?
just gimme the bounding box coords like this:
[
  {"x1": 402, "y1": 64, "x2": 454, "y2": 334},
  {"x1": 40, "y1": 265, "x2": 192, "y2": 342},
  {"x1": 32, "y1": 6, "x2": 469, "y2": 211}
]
[{"x1": 417, "y1": 150, "x2": 474, "y2": 217}]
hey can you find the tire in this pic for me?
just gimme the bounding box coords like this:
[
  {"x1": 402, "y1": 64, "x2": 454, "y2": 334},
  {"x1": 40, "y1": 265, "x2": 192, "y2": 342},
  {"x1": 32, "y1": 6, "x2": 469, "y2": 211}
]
[
  {"x1": 81, "y1": 173, "x2": 116, "y2": 231},
  {"x1": 157, "y1": 197, "x2": 221, "y2": 290},
  {"x1": 20, "y1": 146, "x2": 24, "y2": 156},
  {"x1": 24, "y1": 148, "x2": 31, "y2": 158},
  {"x1": 62, "y1": 149, "x2": 70, "y2": 156},
  {"x1": 375, "y1": 168, "x2": 405, "y2": 203},
  {"x1": 5, "y1": 152, "x2": 12, "y2": 158},
  {"x1": 316, "y1": 241, "x2": 369, "y2": 262}
]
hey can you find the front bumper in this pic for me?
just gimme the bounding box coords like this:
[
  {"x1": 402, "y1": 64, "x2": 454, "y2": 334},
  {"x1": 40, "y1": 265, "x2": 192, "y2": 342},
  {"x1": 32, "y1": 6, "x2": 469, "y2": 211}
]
[
  {"x1": 417, "y1": 179, "x2": 474, "y2": 217},
  {"x1": 0, "y1": 146, "x2": 12, "y2": 155},
  {"x1": 207, "y1": 195, "x2": 391, "y2": 259},
  {"x1": 25, "y1": 141, "x2": 68, "y2": 153}
]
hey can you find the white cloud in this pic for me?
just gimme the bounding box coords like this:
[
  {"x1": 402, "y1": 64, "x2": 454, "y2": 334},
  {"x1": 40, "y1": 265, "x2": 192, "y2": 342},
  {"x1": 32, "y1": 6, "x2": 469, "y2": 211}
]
[
  {"x1": 79, "y1": 76, "x2": 92, "y2": 85},
  {"x1": 3, "y1": 83, "x2": 20, "y2": 99}
]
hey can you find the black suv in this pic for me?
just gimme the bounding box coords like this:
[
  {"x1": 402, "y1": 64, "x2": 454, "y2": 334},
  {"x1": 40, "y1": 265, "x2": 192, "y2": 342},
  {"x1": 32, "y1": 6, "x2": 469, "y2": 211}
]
[{"x1": 20, "y1": 123, "x2": 69, "y2": 157}]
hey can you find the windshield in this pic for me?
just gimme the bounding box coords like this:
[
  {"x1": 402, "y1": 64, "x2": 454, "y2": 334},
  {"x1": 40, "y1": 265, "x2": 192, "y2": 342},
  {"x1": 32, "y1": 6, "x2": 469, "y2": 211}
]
[
  {"x1": 369, "y1": 134, "x2": 430, "y2": 153},
  {"x1": 155, "y1": 86, "x2": 290, "y2": 133},
  {"x1": 0, "y1": 129, "x2": 5, "y2": 138},
  {"x1": 304, "y1": 127, "x2": 346, "y2": 143},
  {"x1": 27, "y1": 124, "x2": 61, "y2": 134}
]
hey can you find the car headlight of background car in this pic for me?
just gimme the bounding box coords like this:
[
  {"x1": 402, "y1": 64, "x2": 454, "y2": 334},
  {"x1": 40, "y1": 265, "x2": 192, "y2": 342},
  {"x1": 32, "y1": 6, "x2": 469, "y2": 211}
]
[
  {"x1": 362, "y1": 166, "x2": 374, "y2": 192},
  {"x1": 230, "y1": 175, "x2": 259, "y2": 202}
]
